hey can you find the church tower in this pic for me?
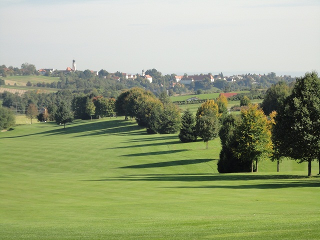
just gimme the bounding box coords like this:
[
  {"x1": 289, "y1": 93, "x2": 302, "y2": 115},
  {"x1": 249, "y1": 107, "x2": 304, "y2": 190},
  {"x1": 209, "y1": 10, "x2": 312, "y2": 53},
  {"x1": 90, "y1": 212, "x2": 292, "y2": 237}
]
[{"x1": 72, "y1": 60, "x2": 76, "y2": 71}]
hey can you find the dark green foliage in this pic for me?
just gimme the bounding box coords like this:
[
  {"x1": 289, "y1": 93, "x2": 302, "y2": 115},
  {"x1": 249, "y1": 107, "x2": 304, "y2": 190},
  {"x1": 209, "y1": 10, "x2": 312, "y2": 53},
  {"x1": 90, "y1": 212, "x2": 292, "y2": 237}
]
[
  {"x1": 179, "y1": 109, "x2": 197, "y2": 143},
  {"x1": 261, "y1": 81, "x2": 291, "y2": 115},
  {"x1": 273, "y1": 72, "x2": 320, "y2": 176},
  {"x1": 72, "y1": 95, "x2": 90, "y2": 120},
  {"x1": 55, "y1": 102, "x2": 74, "y2": 128},
  {"x1": 217, "y1": 115, "x2": 251, "y2": 173},
  {"x1": 94, "y1": 97, "x2": 115, "y2": 118},
  {"x1": 0, "y1": 106, "x2": 15, "y2": 130},
  {"x1": 0, "y1": 79, "x2": 5, "y2": 85},
  {"x1": 85, "y1": 98, "x2": 95, "y2": 120},
  {"x1": 156, "y1": 102, "x2": 181, "y2": 134},
  {"x1": 196, "y1": 108, "x2": 220, "y2": 149}
]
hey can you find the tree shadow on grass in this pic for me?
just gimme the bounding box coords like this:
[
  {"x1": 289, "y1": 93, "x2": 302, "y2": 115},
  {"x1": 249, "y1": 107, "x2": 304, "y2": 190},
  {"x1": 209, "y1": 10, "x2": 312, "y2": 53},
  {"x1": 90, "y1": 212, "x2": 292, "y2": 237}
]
[
  {"x1": 107, "y1": 140, "x2": 182, "y2": 150},
  {"x1": 173, "y1": 181, "x2": 320, "y2": 189},
  {"x1": 120, "y1": 158, "x2": 214, "y2": 169},
  {"x1": 121, "y1": 149, "x2": 188, "y2": 158},
  {"x1": 86, "y1": 174, "x2": 320, "y2": 189},
  {"x1": 127, "y1": 135, "x2": 178, "y2": 143},
  {"x1": 1, "y1": 119, "x2": 144, "y2": 139}
]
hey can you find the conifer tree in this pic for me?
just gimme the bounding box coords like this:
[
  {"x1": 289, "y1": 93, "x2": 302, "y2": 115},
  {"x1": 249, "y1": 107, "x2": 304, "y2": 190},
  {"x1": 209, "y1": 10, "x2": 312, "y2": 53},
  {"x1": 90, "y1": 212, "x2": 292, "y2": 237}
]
[{"x1": 179, "y1": 109, "x2": 197, "y2": 143}]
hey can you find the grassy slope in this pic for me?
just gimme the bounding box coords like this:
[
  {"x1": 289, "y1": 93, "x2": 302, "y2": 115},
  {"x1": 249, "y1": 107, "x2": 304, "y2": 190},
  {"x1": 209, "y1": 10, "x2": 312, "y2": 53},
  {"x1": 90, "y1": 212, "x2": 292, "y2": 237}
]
[
  {"x1": 0, "y1": 119, "x2": 319, "y2": 239},
  {"x1": 3, "y1": 75, "x2": 60, "y2": 86}
]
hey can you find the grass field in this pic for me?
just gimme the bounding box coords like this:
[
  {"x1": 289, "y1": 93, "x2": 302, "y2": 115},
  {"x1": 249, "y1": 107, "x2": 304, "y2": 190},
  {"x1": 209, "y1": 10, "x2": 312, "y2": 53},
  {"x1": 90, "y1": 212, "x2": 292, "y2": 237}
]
[
  {"x1": 178, "y1": 99, "x2": 264, "y2": 115},
  {"x1": 3, "y1": 75, "x2": 59, "y2": 86},
  {"x1": 170, "y1": 91, "x2": 250, "y2": 102},
  {"x1": 0, "y1": 119, "x2": 319, "y2": 239}
]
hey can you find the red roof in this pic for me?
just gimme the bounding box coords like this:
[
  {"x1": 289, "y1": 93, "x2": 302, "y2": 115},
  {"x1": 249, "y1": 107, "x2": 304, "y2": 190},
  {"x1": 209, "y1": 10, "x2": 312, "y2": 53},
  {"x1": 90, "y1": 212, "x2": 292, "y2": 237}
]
[{"x1": 219, "y1": 93, "x2": 238, "y2": 98}]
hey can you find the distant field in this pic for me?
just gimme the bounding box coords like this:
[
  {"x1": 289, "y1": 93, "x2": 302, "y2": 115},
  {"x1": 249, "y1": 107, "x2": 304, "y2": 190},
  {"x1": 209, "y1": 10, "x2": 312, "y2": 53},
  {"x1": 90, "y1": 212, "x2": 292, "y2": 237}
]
[
  {"x1": 170, "y1": 91, "x2": 250, "y2": 102},
  {"x1": 14, "y1": 114, "x2": 39, "y2": 125},
  {"x1": 1, "y1": 118, "x2": 318, "y2": 239},
  {"x1": 3, "y1": 75, "x2": 59, "y2": 86},
  {"x1": 177, "y1": 99, "x2": 263, "y2": 115},
  {"x1": 0, "y1": 85, "x2": 57, "y2": 94}
]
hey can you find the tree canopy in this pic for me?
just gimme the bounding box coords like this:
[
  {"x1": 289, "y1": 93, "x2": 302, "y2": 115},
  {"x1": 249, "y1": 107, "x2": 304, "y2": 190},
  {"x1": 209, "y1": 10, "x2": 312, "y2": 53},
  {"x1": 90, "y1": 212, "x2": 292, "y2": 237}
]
[{"x1": 273, "y1": 72, "x2": 320, "y2": 176}]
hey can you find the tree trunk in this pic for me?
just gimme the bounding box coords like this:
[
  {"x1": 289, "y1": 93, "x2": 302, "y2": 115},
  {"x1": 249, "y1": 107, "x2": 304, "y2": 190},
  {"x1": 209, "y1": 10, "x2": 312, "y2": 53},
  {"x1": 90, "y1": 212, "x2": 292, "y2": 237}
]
[
  {"x1": 277, "y1": 160, "x2": 280, "y2": 172},
  {"x1": 255, "y1": 160, "x2": 258, "y2": 172},
  {"x1": 308, "y1": 160, "x2": 312, "y2": 177},
  {"x1": 31, "y1": 118, "x2": 32, "y2": 124},
  {"x1": 64, "y1": 123, "x2": 66, "y2": 129},
  {"x1": 251, "y1": 161, "x2": 254, "y2": 173},
  {"x1": 91, "y1": 115, "x2": 92, "y2": 120},
  {"x1": 206, "y1": 141, "x2": 208, "y2": 149}
]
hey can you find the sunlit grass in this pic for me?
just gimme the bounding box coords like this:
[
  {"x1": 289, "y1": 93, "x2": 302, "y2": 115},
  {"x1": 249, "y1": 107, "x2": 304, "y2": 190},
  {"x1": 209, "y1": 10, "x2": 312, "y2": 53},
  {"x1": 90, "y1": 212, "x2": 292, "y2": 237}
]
[{"x1": 0, "y1": 118, "x2": 319, "y2": 239}]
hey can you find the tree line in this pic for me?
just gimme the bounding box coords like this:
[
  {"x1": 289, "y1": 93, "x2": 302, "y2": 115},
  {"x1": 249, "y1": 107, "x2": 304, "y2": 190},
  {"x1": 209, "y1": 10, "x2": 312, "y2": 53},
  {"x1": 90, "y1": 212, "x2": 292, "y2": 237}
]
[{"x1": 1, "y1": 63, "x2": 297, "y2": 97}]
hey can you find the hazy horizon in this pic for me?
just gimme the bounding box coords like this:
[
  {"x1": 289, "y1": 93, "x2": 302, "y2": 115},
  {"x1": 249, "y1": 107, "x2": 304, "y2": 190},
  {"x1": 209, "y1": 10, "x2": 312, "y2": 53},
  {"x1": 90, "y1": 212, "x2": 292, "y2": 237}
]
[{"x1": 0, "y1": 0, "x2": 319, "y2": 77}]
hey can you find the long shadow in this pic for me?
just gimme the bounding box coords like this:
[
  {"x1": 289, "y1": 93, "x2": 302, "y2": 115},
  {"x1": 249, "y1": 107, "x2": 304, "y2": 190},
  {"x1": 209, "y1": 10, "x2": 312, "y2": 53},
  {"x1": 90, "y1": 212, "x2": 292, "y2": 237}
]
[
  {"x1": 173, "y1": 181, "x2": 320, "y2": 189},
  {"x1": 2, "y1": 119, "x2": 141, "y2": 139},
  {"x1": 120, "y1": 158, "x2": 214, "y2": 169},
  {"x1": 86, "y1": 173, "x2": 320, "y2": 183},
  {"x1": 108, "y1": 140, "x2": 182, "y2": 150},
  {"x1": 121, "y1": 149, "x2": 188, "y2": 157},
  {"x1": 128, "y1": 135, "x2": 178, "y2": 143}
]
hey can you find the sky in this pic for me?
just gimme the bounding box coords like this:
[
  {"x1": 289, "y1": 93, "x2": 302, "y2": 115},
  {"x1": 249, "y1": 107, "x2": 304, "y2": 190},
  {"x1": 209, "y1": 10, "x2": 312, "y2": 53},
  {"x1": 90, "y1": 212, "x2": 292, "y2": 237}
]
[{"x1": 0, "y1": 0, "x2": 319, "y2": 76}]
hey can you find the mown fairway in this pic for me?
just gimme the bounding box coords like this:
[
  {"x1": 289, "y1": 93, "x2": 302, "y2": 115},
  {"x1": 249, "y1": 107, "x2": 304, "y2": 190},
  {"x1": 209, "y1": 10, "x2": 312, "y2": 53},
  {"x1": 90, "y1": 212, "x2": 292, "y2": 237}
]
[{"x1": 0, "y1": 119, "x2": 319, "y2": 239}]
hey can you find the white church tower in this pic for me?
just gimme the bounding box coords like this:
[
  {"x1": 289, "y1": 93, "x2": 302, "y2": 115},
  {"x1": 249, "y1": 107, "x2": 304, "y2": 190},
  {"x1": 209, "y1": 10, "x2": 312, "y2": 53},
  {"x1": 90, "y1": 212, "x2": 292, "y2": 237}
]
[{"x1": 72, "y1": 60, "x2": 76, "y2": 71}]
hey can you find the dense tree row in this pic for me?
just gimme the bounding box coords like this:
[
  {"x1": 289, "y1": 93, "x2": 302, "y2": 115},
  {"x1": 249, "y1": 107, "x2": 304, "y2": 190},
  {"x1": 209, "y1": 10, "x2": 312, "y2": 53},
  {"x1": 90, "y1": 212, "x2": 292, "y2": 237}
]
[{"x1": 115, "y1": 88, "x2": 181, "y2": 134}]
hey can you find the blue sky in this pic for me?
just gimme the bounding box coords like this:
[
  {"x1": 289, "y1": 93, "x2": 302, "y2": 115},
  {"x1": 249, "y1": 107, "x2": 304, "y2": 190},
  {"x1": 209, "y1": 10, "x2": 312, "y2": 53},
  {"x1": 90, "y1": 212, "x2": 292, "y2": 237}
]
[{"x1": 0, "y1": 0, "x2": 319, "y2": 76}]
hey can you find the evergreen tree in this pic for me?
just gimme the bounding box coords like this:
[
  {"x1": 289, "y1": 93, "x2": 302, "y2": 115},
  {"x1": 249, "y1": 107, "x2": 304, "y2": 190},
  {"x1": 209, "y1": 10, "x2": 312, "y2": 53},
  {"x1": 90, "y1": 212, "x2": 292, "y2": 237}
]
[
  {"x1": 179, "y1": 109, "x2": 197, "y2": 143},
  {"x1": 0, "y1": 106, "x2": 15, "y2": 130}
]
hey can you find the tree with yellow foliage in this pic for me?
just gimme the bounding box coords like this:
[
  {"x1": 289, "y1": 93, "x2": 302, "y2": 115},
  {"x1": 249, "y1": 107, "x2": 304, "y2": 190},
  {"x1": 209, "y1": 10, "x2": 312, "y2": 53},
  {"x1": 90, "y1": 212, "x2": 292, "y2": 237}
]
[{"x1": 234, "y1": 104, "x2": 273, "y2": 172}]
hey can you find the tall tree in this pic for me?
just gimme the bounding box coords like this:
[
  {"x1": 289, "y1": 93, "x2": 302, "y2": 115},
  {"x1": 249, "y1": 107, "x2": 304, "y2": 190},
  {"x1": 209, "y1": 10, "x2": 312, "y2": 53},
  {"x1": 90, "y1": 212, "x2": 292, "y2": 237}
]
[
  {"x1": 196, "y1": 100, "x2": 220, "y2": 149},
  {"x1": 179, "y1": 109, "x2": 197, "y2": 143},
  {"x1": 216, "y1": 94, "x2": 228, "y2": 119},
  {"x1": 26, "y1": 104, "x2": 38, "y2": 124},
  {"x1": 234, "y1": 104, "x2": 273, "y2": 172},
  {"x1": 273, "y1": 72, "x2": 320, "y2": 176},
  {"x1": 55, "y1": 102, "x2": 74, "y2": 129},
  {"x1": 218, "y1": 114, "x2": 251, "y2": 173},
  {"x1": 85, "y1": 98, "x2": 95, "y2": 120},
  {"x1": 261, "y1": 81, "x2": 291, "y2": 115}
]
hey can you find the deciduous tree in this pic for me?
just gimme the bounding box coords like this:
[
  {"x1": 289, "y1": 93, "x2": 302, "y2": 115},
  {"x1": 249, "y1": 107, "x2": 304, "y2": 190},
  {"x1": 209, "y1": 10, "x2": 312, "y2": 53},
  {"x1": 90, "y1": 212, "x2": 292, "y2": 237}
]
[
  {"x1": 26, "y1": 103, "x2": 38, "y2": 124},
  {"x1": 261, "y1": 81, "x2": 291, "y2": 115},
  {"x1": 234, "y1": 104, "x2": 273, "y2": 172},
  {"x1": 196, "y1": 100, "x2": 220, "y2": 149},
  {"x1": 273, "y1": 72, "x2": 320, "y2": 176}
]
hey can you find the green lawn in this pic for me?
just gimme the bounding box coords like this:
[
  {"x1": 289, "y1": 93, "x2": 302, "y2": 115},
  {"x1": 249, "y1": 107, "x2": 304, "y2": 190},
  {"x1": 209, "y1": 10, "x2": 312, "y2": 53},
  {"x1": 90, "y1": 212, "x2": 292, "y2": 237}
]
[{"x1": 0, "y1": 119, "x2": 319, "y2": 239}]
